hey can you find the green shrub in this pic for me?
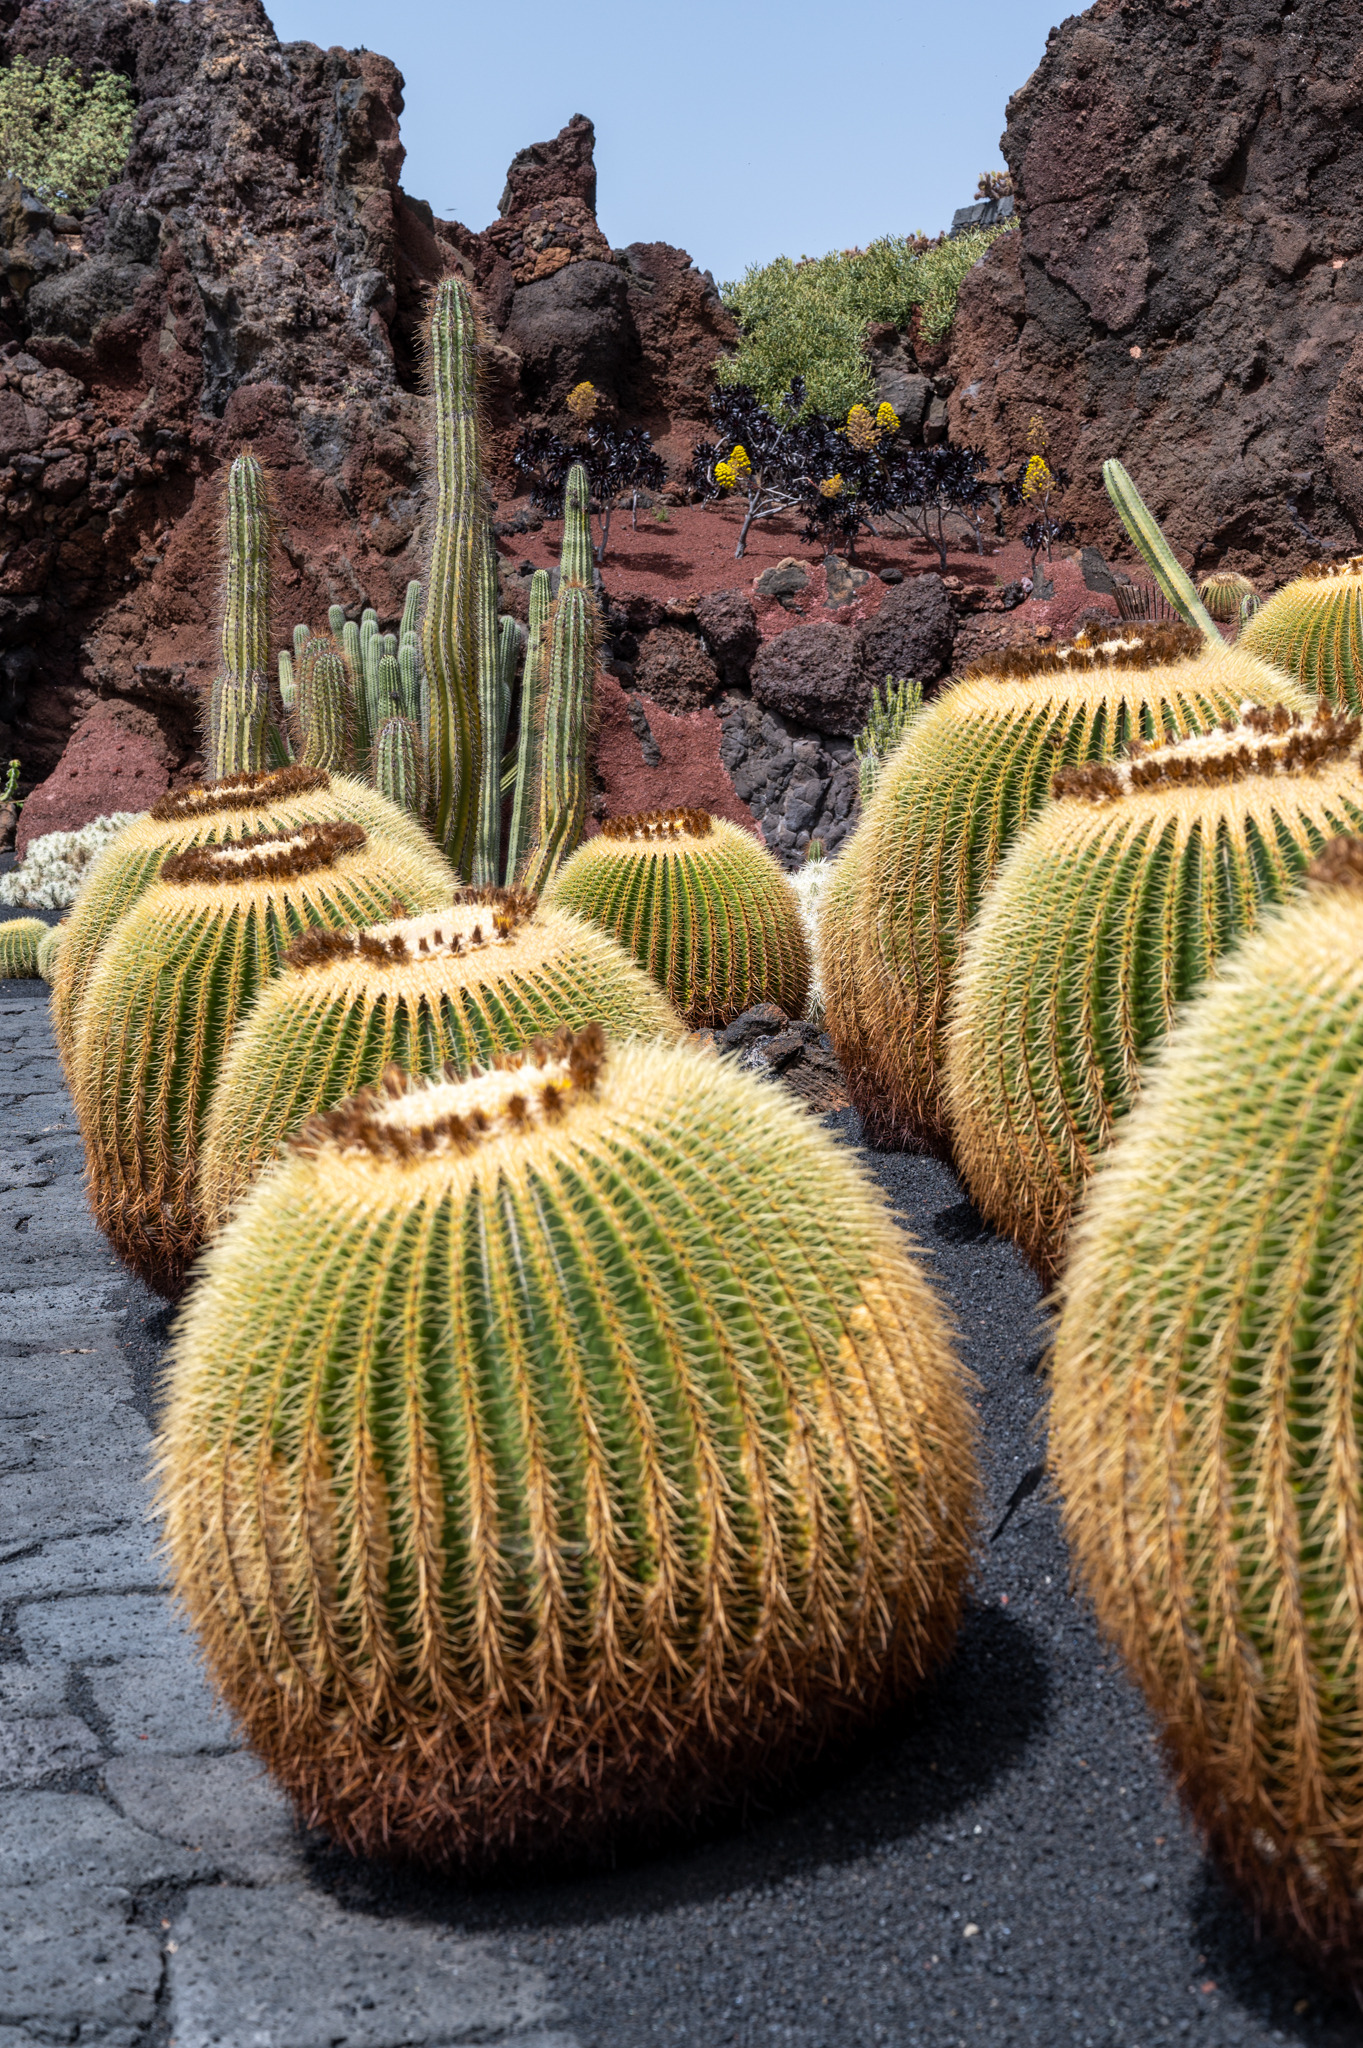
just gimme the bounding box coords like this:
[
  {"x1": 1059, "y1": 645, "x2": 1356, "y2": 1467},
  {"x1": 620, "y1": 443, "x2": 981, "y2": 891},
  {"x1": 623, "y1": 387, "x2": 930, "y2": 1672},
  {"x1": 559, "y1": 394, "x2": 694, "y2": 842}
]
[
  {"x1": 0, "y1": 55, "x2": 135, "y2": 209},
  {"x1": 719, "y1": 227, "x2": 1008, "y2": 419}
]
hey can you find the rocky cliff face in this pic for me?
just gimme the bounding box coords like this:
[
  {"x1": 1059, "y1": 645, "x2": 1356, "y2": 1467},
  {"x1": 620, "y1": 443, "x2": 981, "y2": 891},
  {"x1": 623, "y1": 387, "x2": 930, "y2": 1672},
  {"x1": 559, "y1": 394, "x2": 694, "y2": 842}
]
[
  {"x1": 947, "y1": 0, "x2": 1363, "y2": 581},
  {"x1": 0, "y1": 0, "x2": 735, "y2": 796}
]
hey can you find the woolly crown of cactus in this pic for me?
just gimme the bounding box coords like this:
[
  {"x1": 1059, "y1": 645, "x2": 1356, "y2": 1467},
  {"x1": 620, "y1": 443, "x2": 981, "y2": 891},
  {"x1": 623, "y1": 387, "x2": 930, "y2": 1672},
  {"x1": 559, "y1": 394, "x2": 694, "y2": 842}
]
[
  {"x1": 160, "y1": 1028, "x2": 979, "y2": 1866},
  {"x1": 73, "y1": 818, "x2": 453, "y2": 1298},
  {"x1": 198, "y1": 885, "x2": 684, "y2": 1232},
  {"x1": 945, "y1": 704, "x2": 1363, "y2": 1281},
  {"x1": 820, "y1": 628, "x2": 1310, "y2": 1155},
  {"x1": 1239, "y1": 552, "x2": 1363, "y2": 711},
  {"x1": 1050, "y1": 833, "x2": 1363, "y2": 1985},
  {"x1": 547, "y1": 809, "x2": 810, "y2": 1026},
  {"x1": 50, "y1": 766, "x2": 451, "y2": 1075}
]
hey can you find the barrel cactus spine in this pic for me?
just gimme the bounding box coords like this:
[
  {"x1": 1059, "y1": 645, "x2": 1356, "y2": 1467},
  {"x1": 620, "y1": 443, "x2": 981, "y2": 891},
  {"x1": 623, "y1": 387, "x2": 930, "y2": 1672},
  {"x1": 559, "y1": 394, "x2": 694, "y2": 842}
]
[
  {"x1": 1240, "y1": 553, "x2": 1363, "y2": 712},
  {"x1": 50, "y1": 766, "x2": 453, "y2": 1077},
  {"x1": 209, "y1": 451, "x2": 275, "y2": 780},
  {"x1": 422, "y1": 279, "x2": 487, "y2": 873},
  {"x1": 0, "y1": 916, "x2": 47, "y2": 977},
  {"x1": 548, "y1": 808, "x2": 811, "y2": 1027},
  {"x1": 35, "y1": 922, "x2": 64, "y2": 984},
  {"x1": 198, "y1": 885, "x2": 683, "y2": 1231},
  {"x1": 74, "y1": 817, "x2": 454, "y2": 1297},
  {"x1": 1050, "y1": 833, "x2": 1363, "y2": 1984},
  {"x1": 161, "y1": 1027, "x2": 979, "y2": 1865},
  {"x1": 945, "y1": 703, "x2": 1363, "y2": 1283},
  {"x1": 821, "y1": 629, "x2": 1312, "y2": 1156}
]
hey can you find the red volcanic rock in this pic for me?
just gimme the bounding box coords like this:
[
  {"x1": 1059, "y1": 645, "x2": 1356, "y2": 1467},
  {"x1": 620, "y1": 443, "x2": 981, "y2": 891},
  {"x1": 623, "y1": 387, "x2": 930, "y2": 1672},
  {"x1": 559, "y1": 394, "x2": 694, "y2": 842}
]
[
  {"x1": 594, "y1": 675, "x2": 753, "y2": 833},
  {"x1": 16, "y1": 698, "x2": 169, "y2": 854},
  {"x1": 856, "y1": 574, "x2": 956, "y2": 690},
  {"x1": 751, "y1": 621, "x2": 869, "y2": 737},
  {"x1": 632, "y1": 626, "x2": 719, "y2": 713},
  {"x1": 498, "y1": 114, "x2": 598, "y2": 218},
  {"x1": 947, "y1": 0, "x2": 1363, "y2": 581}
]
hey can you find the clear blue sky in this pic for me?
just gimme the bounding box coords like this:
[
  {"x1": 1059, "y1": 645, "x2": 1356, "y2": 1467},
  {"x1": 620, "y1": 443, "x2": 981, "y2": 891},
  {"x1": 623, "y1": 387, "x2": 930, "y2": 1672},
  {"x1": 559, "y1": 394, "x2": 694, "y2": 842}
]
[{"x1": 266, "y1": 0, "x2": 1068, "y2": 287}]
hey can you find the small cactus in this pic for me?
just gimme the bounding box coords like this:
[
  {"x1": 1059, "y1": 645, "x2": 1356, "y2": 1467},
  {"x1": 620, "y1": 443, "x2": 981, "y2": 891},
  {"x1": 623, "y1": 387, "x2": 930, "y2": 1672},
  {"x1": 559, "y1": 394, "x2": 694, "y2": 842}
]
[
  {"x1": 208, "y1": 452, "x2": 274, "y2": 780},
  {"x1": 198, "y1": 886, "x2": 683, "y2": 1232},
  {"x1": 35, "y1": 922, "x2": 64, "y2": 984},
  {"x1": 821, "y1": 628, "x2": 1311, "y2": 1154},
  {"x1": 1102, "y1": 460, "x2": 1220, "y2": 641},
  {"x1": 945, "y1": 703, "x2": 1363, "y2": 1281},
  {"x1": 295, "y1": 642, "x2": 352, "y2": 773},
  {"x1": 548, "y1": 808, "x2": 811, "y2": 1027},
  {"x1": 1240, "y1": 553, "x2": 1363, "y2": 712},
  {"x1": 73, "y1": 818, "x2": 454, "y2": 1296},
  {"x1": 51, "y1": 766, "x2": 452, "y2": 1076},
  {"x1": 854, "y1": 677, "x2": 923, "y2": 805},
  {"x1": 0, "y1": 916, "x2": 47, "y2": 977},
  {"x1": 160, "y1": 1027, "x2": 979, "y2": 1865},
  {"x1": 1196, "y1": 569, "x2": 1258, "y2": 626},
  {"x1": 1050, "y1": 832, "x2": 1363, "y2": 1985}
]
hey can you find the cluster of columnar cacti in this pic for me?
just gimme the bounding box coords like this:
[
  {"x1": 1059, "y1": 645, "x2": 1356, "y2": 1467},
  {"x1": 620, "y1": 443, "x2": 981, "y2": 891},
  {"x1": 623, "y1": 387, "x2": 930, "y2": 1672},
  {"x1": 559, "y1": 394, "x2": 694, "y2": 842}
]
[
  {"x1": 197, "y1": 885, "x2": 683, "y2": 1232},
  {"x1": 159, "y1": 1028, "x2": 979, "y2": 1865},
  {"x1": 0, "y1": 916, "x2": 46, "y2": 977},
  {"x1": 1239, "y1": 553, "x2": 1363, "y2": 711},
  {"x1": 1050, "y1": 835, "x2": 1363, "y2": 1982},
  {"x1": 73, "y1": 817, "x2": 453, "y2": 1295},
  {"x1": 820, "y1": 628, "x2": 1308, "y2": 1153},
  {"x1": 854, "y1": 676, "x2": 923, "y2": 804},
  {"x1": 548, "y1": 808, "x2": 811, "y2": 1026},
  {"x1": 50, "y1": 766, "x2": 448, "y2": 1075},
  {"x1": 945, "y1": 702, "x2": 1363, "y2": 1281}
]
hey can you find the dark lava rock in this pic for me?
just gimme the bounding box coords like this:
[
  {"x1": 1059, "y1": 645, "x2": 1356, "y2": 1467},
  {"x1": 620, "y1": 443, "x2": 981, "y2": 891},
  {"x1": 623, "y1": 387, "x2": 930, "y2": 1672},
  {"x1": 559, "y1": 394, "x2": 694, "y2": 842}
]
[
  {"x1": 504, "y1": 259, "x2": 639, "y2": 409},
  {"x1": 720, "y1": 1002, "x2": 789, "y2": 1050},
  {"x1": 750, "y1": 621, "x2": 869, "y2": 735},
  {"x1": 632, "y1": 625, "x2": 719, "y2": 714},
  {"x1": 753, "y1": 558, "x2": 809, "y2": 603},
  {"x1": 823, "y1": 554, "x2": 869, "y2": 608},
  {"x1": 856, "y1": 572, "x2": 955, "y2": 687},
  {"x1": 498, "y1": 111, "x2": 597, "y2": 216},
  {"x1": 718, "y1": 692, "x2": 860, "y2": 866},
  {"x1": 695, "y1": 587, "x2": 759, "y2": 687}
]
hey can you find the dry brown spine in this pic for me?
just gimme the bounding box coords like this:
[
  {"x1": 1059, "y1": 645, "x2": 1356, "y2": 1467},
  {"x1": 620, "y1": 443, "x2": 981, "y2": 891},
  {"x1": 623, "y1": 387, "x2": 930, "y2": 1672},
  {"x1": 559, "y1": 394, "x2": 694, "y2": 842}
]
[
  {"x1": 1052, "y1": 705, "x2": 1361, "y2": 802},
  {"x1": 599, "y1": 808, "x2": 715, "y2": 842},
  {"x1": 1298, "y1": 553, "x2": 1363, "y2": 582},
  {"x1": 282, "y1": 886, "x2": 539, "y2": 971},
  {"x1": 962, "y1": 621, "x2": 1202, "y2": 684},
  {"x1": 159, "y1": 820, "x2": 365, "y2": 887},
  {"x1": 150, "y1": 766, "x2": 331, "y2": 823}
]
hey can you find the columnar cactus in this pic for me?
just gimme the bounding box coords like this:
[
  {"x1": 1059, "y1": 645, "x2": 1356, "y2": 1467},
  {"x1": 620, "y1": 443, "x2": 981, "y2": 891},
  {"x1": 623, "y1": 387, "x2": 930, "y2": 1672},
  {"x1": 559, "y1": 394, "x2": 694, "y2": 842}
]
[
  {"x1": 422, "y1": 280, "x2": 487, "y2": 873},
  {"x1": 72, "y1": 818, "x2": 454, "y2": 1296},
  {"x1": 1240, "y1": 554, "x2": 1363, "y2": 711},
  {"x1": 208, "y1": 452, "x2": 273, "y2": 780},
  {"x1": 198, "y1": 886, "x2": 683, "y2": 1231},
  {"x1": 0, "y1": 916, "x2": 46, "y2": 977},
  {"x1": 50, "y1": 767, "x2": 452, "y2": 1075},
  {"x1": 295, "y1": 642, "x2": 352, "y2": 773},
  {"x1": 820, "y1": 629, "x2": 1310, "y2": 1154},
  {"x1": 1050, "y1": 834, "x2": 1363, "y2": 1983},
  {"x1": 160, "y1": 1028, "x2": 979, "y2": 1865},
  {"x1": 945, "y1": 704, "x2": 1363, "y2": 1281},
  {"x1": 504, "y1": 569, "x2": 552, "y2": 887},
  {"x1": 520, "y1": 466, "x2": 595, "y2": 894},
  {"x1": 548, "y1": 809, "x2": 811, "y2": 1026},
  {"x1": 1102, "y1": 460, "x2": 1220, "y2": 641}
]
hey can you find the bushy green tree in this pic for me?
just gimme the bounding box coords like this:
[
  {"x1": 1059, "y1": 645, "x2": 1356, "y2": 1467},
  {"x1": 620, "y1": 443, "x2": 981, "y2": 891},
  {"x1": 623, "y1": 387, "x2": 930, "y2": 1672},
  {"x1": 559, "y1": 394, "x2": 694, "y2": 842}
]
[
  {"x1": 0, "y1": 55, "x2": 135, "y2": 209},
  {"x1": 719, "y1": 227, "x2": 1007, "y2": 420}
]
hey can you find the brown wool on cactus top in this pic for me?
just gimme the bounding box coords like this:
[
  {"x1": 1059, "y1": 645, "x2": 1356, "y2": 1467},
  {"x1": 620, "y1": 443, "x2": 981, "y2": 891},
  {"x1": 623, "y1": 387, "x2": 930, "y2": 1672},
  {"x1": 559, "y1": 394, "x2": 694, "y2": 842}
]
[
  {"x1": 1307, "y1": 833, "x2": 1363, "y2": 889},
  {"x1": 1051, "y1": 705, "x2": 1362, "y2": 802},
  {"x1": 963, "y1": 621, "x2": 1203, "y2": 684},
  {"x1": 159, "y1": 818, "x2": 366, "y2": 886},
  {"x1": 600, "y1": 807, "x2": 715, "y2": 842},
  {"x1": 283, "y1": 887, "x2": 539, "y2": 973},
  {"x1": 292, "y1": 1022, "x2": 608, "y2": 1163},
  {"x1": 1299, "y1": 553, "x2": 1363, "y2": 582},
  {"x1": 150, "y1": 766, "x2": 332, "y2": 823}
]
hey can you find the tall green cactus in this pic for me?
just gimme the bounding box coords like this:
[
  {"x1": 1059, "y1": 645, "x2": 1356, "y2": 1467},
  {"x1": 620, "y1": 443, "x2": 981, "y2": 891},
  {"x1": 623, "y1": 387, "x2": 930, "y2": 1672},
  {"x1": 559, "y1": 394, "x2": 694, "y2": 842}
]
[
  {"x1": 504, "y1": 570, "x2": 552, "y2": 887},
  {"x1": 422, "y1": 279, "x2": 486, "y2": 873},
  {"x1": 296, "y1": 643, "x2": 351, "y2": 773},
  {"x1": 520, "y1": 465, "x2": 595, "y2": 894},
  {"x1": 471, "y1": 530, "x2": 506, "y2": 886},
  {"x1": 1102, "y1": 460, "x2": 1220, "y2": 642},
  {"x1": 209, "y1": 452, "x2": 273, "y2": 780},
  {"x1": 375, "y1": 713, "x2": 422, "y2": 813}
]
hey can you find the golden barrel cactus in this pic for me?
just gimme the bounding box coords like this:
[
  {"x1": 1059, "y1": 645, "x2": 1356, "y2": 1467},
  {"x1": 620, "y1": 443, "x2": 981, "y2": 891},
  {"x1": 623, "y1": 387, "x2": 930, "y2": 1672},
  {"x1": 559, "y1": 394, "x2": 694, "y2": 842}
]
[
  {"x1": 821, "y1": 627, "x2": 1308, "y2": 1154},
  {"x1": 51, "y1": 765, "x2": 451, "y2": 1076},
  {"x1": 198, "y1": 886, "x2": 683, "y2": 1232},
  {"x1": 74, "y1": 818, "x2": 452, "y2": 1296},
  {"x1": 160, "y1": 1029, "x2": 978, "y2": 1866},
  {"x1": 1051, "y1": 835, "x2": 1363, "y2": 1983},
  {"x1": 36, "y1": 923, "x2": 64, "y2": 985},
  {"x1": 546, "y1": 809, "x2": 810, "y2": 1027},
  {"x1": 1240, "y1": 554, "x2": 1363, "y2": 710},
  {"x1": 0, "y1": 917, "x2": 47, "y2": 978},
  {"x1": 945, "y1": 704, "x2": 1363, "y2": 1282}
]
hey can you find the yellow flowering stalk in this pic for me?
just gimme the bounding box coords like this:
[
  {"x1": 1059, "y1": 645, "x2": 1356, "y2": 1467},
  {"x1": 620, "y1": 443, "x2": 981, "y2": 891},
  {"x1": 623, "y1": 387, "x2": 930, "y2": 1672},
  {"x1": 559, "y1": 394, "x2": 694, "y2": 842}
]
[
  {"x1": 731, "y1": 445, "x2": 752, "y2": 474},
  {"x1": 876, "y1": 402, "x2": 900, "y2": 435},
  {"x1": 820, "y1": 474, "x2": 844, "y2": 499},
  {"x1": 566, "y1": 381, "x2": 599, "y2": 424},
  {"x1": 845, "y1": 404, "x2": 879, "y2": 453},
  {"x1": 1021, "y1": 453, "x2": 1054, "y2": 501},
  {"x1": 714, "y1": 460, "x2": 738, "y2": 491}
]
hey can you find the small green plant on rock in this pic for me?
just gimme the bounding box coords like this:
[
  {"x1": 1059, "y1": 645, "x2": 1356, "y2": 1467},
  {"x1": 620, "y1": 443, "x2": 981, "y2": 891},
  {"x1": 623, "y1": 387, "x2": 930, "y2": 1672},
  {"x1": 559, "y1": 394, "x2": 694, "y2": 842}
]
[{"x1": 0, "y1": 54, "x2": 135, "y2": 208}]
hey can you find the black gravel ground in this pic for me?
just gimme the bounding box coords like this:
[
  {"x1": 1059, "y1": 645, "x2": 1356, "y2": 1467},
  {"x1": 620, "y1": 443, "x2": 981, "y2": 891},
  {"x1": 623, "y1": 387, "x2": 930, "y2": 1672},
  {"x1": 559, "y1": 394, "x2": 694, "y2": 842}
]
[{"x1": 110, "y1": 1101, "x2": 1363, "y2": 2048}]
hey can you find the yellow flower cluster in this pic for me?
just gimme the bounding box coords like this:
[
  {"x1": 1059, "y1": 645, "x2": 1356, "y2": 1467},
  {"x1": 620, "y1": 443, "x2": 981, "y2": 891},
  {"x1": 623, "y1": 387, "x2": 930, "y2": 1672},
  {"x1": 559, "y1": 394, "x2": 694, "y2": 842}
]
[
  {"x1": 714, "y1": 460, "x2": 738, "y2": 490},
  {"x1": 566, "y1": 381, "x2": 599, "y2": 424},
  {"x1": 820, "y1": 474, "x2": 844, "y2": 499},
  {"x1": 1021, "y1": 453, "x2": 1054, "y2": 501},
  {"x1": 845, "y1": 404, "x2": 879, "y2": 452},
  {"x1": 876, "y1": 402, "x2": 900, "y2": 434},
  {"x1": 730, "y1": 444, "x2": 752, "y2": 474}
]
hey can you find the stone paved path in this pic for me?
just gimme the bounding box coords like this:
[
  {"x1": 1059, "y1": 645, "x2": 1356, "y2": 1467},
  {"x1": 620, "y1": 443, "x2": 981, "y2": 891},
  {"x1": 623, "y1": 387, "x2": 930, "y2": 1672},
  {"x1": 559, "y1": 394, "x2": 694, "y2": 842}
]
[{"x1": 0, "y1": 991, "x2": 578, "y2": 2048}]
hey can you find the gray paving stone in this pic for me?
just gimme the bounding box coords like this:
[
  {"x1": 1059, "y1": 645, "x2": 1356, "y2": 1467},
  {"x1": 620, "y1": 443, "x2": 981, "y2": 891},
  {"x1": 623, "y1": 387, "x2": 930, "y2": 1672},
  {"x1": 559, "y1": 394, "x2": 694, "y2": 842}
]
[
  {"x1": 0, "y1": 1525, "x2": 161, "y2": 1601},
  {"x1": 0, "y1": 1790, "x2": 200, "y2": 1886},
  {"x1": 0, "y1": 1665, "x2": 69, "y2": 1720},
  {"x1": 17, "y1": 1593, "x2": 184, "y2": 1664},
  {"x1": 168, "y1": 1884, "x2": 566, "y2": 2048},
  {"x1": 103, "y1": 1751, "x2": 305, "y2": 1883},
  {"x1": 87, "y1": 1655, "x2": 241, "y2": 1756},
  {"x1": 20, "y1": 1404, "x2": 149, "y2": 1469},
  {"x1": 0, "y1": 1716, "x2": 103, "y2": 1788},
  {"x1": 0, "y1": 1462, "x2": 147, "y2": 1548},
  {"x1": 0, "y1": 1881, "x2": 161, "y2": 2036}
]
